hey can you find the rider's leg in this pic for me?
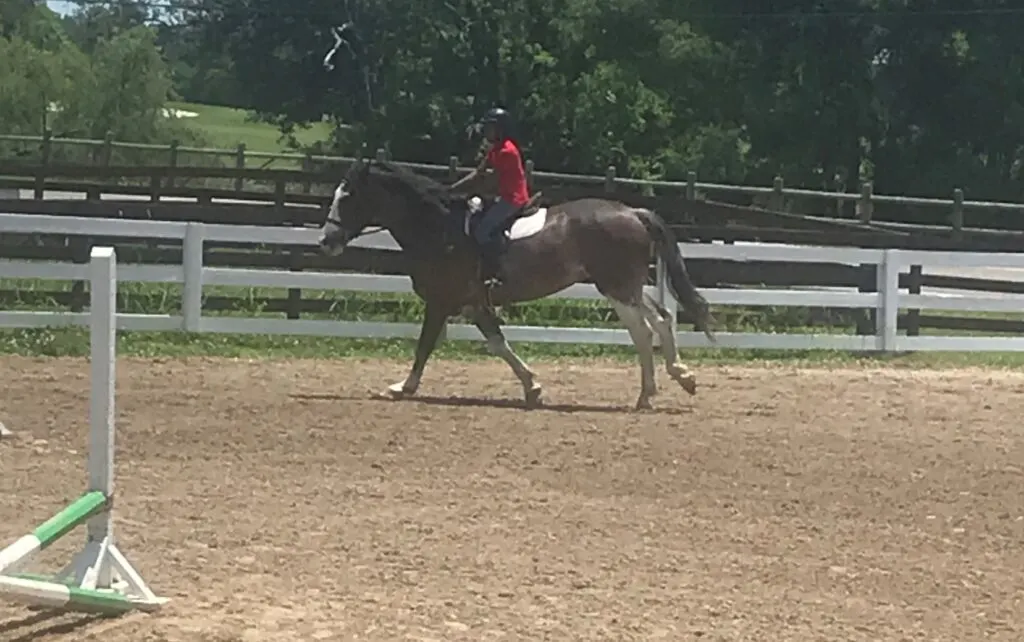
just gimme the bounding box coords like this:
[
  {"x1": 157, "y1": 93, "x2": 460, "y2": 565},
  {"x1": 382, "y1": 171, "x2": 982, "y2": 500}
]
[
  {"x1": 473, "y1": 198, "x2": 515, "y2": 244},
  {"x1": 473, "y1": 199, "x2": 515, "y2": 284}
]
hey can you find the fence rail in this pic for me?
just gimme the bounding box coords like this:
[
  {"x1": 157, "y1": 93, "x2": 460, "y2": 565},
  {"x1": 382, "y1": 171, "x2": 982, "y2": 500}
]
[
  {"x1": 2, "y1": 213, "x2": 1024, "y2": 352},
  {"x1": 3, "y1": 206, "x2": 1024, "y2": 335},
  {"x1": 3, "y1": 133, "x2": 1024, "y2": 231}
]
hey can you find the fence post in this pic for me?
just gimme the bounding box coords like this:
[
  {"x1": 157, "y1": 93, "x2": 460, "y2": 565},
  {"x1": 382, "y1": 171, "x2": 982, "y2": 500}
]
[
  {"x1": 770, "y1": 176, "x2": 784, "y2": 211},
  {"x1": 951, "y1": 188, "x2": 964, "y2": 239},
  {"x1": 101, "y1": 131, "x2": 114, "y2": 166},
  {"x1": 604, "y1": 165, "x2": 616, "y2": 192},
  {"x1": 301, "y1": 152, "x2": 315, "y2": 194},
  {"x1": 279, "y1": 180, "x2": 303, "y2": 320},
  {"x1": 167, "y1": 140, "x2": 179, "y2": 190},
  {"x1": 234, "y1": 144, "x2": 246, "y2": 191},
  {"x1": 833, "y1": 174, "x2": 845, "y2": 217},
  {"x1": 654, "y1": 256, "x2": 677, "y2": 345},
  {"x1": 671, "y1": 169, "x2": 698, "y2": 337},
  {"x1": 182, "y1": 223, "x2": 205, "y2": 332},
  {"x1": 858, "y1": 181, "x2": 873, "y2": 223},
  {"x1": 40, "y1": 128, "x2": 52, "y2": 165},
  {"x1": 875, "y1": 249, "x2": 900, "y2": 352},
  {"x1": 149, "y1": 172, "x2": 162, "y2": 202},
  {"x1": 35, "y1": 129, "x2": 51, "y2": 199},
  {"x1": 443, "y1": 152, "x2": 459, "y2": 343}
]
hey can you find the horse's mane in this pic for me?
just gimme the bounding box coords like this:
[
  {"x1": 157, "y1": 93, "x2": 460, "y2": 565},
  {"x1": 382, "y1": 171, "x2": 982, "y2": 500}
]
[{"x1": 367, "y1": 160, "x2": 456, "y2": 218}]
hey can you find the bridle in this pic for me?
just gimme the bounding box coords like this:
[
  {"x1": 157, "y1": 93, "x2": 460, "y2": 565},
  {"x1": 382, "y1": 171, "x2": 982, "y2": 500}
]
[{"x1": 323, "y1": 207, "x2": 384, "y2": 243}]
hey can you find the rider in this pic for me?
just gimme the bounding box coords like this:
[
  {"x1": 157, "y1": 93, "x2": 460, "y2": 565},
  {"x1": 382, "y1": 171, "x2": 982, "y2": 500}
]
[{"x1": 450, "y1": 106, "x2": 531, "y2": 288}]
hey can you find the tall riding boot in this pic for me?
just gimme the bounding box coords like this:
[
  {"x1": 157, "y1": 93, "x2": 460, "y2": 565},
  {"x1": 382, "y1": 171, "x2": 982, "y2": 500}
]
[{"x1": 480, "y1": 238, "x2": 504, "y2": 287}]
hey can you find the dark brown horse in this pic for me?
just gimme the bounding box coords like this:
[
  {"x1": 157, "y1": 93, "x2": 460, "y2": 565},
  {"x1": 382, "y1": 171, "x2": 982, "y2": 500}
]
[{"x1": 317, "y1": 158, "x2": 715, "y2": 410}]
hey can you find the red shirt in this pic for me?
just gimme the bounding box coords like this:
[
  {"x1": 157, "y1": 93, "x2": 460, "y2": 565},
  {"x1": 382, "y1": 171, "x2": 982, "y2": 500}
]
[{"x1": 486, "y1": 138, "x2": 530, "y2": 207}]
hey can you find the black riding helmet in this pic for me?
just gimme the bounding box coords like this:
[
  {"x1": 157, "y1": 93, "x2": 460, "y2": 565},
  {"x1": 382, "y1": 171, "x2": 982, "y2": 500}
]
[{"x1": 480, "y1": 106, "x2": 512, "y2": 135}]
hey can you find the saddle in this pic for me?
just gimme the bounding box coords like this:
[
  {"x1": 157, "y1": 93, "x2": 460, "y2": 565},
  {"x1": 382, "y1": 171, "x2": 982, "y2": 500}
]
[
  {"x1": 462, "y1": 191, "x2": 543, "y2": 242},
  {"x1": 502, "y1": 191, "x2": 543, "y2": 231}
]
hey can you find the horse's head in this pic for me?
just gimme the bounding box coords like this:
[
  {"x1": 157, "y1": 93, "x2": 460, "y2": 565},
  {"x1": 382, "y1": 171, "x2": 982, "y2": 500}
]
[
  {"x1": 318, "y1": 158, "x2": 379, "y2": 256},
  {"x1": 318, "y1": 157, "x2": 458, "y2": 256}
]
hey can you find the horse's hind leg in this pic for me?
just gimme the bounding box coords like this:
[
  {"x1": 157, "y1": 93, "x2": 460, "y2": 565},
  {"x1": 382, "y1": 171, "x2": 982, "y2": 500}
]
[
  {"x1": 606, "y1": 295, "x2": 658, "y2": 410},
  {"x1": 641, "y1": 292, "x2": 697, "y2": 395},
  {"x1": 470, "y1": 306, "x2": 543, "y2": 407}
]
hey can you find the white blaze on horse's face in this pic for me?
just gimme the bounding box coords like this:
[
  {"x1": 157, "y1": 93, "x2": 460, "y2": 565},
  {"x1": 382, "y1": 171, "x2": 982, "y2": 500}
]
[{"x1": 318, "y1": 180, "x2": 350, "y2": 256}]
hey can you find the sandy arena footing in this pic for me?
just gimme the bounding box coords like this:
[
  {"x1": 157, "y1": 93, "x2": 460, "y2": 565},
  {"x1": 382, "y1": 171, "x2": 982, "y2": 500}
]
[{"x1": 1, "y1": 356, "x2": 1022, "y2": 641}]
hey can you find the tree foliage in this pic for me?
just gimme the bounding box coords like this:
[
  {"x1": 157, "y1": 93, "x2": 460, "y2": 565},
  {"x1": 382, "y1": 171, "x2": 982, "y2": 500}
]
[
  {"x1": 3, "y1": 0, "x2": 1024, "y2": 203},
  {"x1": 173, "y1": 0, "x2": 1024, "y2": 200},
  {"x1": 0, "y1": 0, "x2": 193, "y2": 145}
]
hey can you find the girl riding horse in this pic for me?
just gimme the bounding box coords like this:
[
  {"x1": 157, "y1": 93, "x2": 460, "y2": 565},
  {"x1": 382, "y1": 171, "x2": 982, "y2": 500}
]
[{"x1": 449, "y1": 106, "x2": 531, "y2": 287}]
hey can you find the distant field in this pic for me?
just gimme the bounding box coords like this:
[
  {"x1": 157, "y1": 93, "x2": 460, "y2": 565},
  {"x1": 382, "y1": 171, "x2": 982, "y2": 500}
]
[{"x1": 166, "y1": 101, "x2": 333, "y2": 154}]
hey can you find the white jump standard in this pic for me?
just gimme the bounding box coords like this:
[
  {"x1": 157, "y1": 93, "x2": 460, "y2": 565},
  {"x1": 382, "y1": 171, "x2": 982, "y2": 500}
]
[{"x1": 0, "y1": 246, "x2": 167, "y2": 615}]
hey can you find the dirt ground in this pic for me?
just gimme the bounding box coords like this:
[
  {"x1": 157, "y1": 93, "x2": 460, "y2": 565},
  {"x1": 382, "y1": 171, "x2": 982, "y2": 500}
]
[{"x1": 1, "y1": 355, "x2": 1023, "y2": 641}]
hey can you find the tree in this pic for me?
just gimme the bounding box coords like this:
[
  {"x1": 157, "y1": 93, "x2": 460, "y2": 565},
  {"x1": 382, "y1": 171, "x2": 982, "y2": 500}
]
[
  {"x1": 84, "y1": 25, "x2": 177, "y2": 141},
  {"x1": 61, "y1": 0, "x2": 152, "y2": 53},
  {"x1": 186, "y1": 0, "x2": 741, "y2": 177},
  {"x1": 1, "y1": 3, "x2": 205, "y2": 154},
  {"x1": 0, "y1": 1, "x2": 92, "y2": 136}
]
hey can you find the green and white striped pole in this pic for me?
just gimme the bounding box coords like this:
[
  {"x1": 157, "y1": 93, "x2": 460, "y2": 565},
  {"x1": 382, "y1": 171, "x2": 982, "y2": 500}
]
[
  {"x1": 0, "y1": 575, "x2": 141, "y2": 614},
  {"x1": 0, "y1": 492, "x2": 108, "y2": 576}
]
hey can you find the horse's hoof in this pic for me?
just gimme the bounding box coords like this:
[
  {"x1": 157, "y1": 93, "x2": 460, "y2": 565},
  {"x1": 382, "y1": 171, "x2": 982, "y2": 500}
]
[
  {"x1": 668, "y1": 367, "x2": 697, "y2": 395},
  {"x1": 678, "y1": 374, "x2": 697, "y2": 395},
  {"x1": 524, "y1": 385, "x2": 543, "y2": 408},
  {"x1": 633, "y1": 380, "x2": 658, "y2": 410},
  {"x1": 382, "y1": 382, "x2": 413, "y2": 400}
]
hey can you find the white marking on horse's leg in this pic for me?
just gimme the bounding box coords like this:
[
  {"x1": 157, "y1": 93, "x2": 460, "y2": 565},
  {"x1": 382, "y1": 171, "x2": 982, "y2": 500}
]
[
  {"x1": 610, "y1": 299, "x2": 657, "y2": 410},
  {"x1": 387, "y1": 368, "x2": 422, "y2": 398},
  {"x1": 384, "y1": 305, "x2": 448, "y2": 400},
  {"x1": 485, "y1": 335, "x2": 543, "y2": 406},
  {"x1": 641, "y1": 294, "x2": 696, "y2": 395}
]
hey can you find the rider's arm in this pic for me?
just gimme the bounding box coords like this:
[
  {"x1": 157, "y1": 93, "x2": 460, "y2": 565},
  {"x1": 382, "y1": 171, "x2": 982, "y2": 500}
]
[{"x1": 449, "y1": 153, "x2": 490, "y2": 192}]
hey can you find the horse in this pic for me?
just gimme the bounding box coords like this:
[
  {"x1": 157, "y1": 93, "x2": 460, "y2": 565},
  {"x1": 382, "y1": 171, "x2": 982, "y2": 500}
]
[{"x1": 317, "y1": 158, "x2": 716, "y2": 410}]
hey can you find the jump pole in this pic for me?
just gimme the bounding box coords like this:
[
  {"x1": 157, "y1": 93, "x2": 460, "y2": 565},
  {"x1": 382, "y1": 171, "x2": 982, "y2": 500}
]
[{"x1": 0, "y1": 246, "x2": 167, "y2": 615}]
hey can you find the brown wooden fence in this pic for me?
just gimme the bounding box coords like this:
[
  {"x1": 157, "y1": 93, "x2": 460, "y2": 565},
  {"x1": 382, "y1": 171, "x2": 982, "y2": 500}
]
[
  {"x1": 4, "y1": 161, "x2": 1024, "y2": 244},
  {"x1": 5, "y1": 132, "x2": 1024, "y2": 231}
]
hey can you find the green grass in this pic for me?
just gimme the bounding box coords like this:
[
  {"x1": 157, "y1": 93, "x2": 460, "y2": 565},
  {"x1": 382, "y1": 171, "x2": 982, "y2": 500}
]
[
  {"x1": 6, "y1": 325, "x2": 1024, "y2": 371},
  {"x1": 4, "y1": 278, "x2": 1024, "y2": 369},
  {"x1": 167, "y1": 101, "x2": 333, "y2": 155}
]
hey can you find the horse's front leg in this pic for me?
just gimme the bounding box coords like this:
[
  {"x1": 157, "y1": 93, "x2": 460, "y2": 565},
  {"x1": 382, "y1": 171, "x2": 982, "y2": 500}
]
[
  {"x1": 385, "y1": 302, "x2": 448, "y2": 399},
  {"x1": 470, "y1": 306, "x2": 543, "y2": 407}
]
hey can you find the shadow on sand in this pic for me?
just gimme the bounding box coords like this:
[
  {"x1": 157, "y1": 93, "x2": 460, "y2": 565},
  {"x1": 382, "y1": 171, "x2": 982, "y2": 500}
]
[
  {"x1": 0, "y1": 608, "x2": 107, "y2": 642},
  {"x1": 289, "y1": 392, "x2": 693, "y2": 415}
]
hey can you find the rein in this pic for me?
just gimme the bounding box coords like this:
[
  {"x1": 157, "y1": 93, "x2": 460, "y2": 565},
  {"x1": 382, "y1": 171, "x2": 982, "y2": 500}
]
[{"x1": 350, "y1": 225, "x2": 385, "y2": 239}]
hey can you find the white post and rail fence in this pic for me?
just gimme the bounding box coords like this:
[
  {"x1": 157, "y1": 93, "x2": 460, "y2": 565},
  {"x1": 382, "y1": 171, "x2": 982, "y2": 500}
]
[{"x1": 2, "y1": 212, "x2": 1024, "y2": 352}]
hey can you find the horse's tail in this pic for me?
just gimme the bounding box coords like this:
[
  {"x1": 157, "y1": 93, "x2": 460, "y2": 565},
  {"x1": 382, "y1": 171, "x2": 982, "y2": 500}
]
[{"x1": 633, "y1": 207, "x2": 716, "y2": 341}]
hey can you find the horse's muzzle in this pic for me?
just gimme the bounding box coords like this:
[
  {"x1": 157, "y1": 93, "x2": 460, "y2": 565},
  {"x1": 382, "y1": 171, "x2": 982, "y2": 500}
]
[
  {"x1": 318, "y1": 239, "x2": 346, "y2": 257},
  {"x1": 318, "y1": 227, "x2": 350, "y2": 256}
]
